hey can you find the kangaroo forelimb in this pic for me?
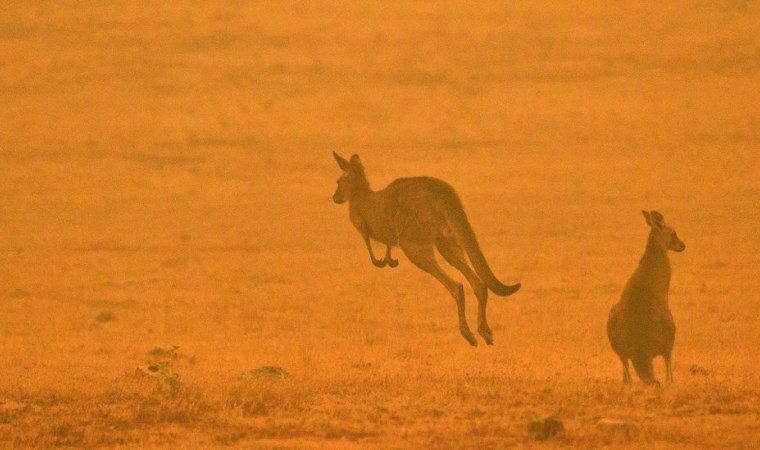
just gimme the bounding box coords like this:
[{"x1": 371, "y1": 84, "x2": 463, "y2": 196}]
[
  {"x1": 362, "y1": 235, "x2": 398, "y2": 268},
  {"x1": 363, "y1": 235, "x2": 387, "y2": 268}
]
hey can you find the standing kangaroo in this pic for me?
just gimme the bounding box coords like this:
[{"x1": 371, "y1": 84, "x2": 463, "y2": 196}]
[
  {"x1": 332, "y1": 152, "x2": 520, "y2": 346},
  {"x1": 607, "y1": 210, "x2": 685, "y2": 384}
]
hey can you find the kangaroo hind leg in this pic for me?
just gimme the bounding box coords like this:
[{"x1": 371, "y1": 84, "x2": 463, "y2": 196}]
[
  {"x1": 402, "y1": 240, "x2": 477, "y2": 346},
  {"x1": 664, "y1": 353, "x2": 674, "y2": 384},
  {"x1": 436, "y1": 237, "x2": 493, "y2": 345},
  {"x1": 619, "y1": 356, "x2": 632, "y2": 384}
]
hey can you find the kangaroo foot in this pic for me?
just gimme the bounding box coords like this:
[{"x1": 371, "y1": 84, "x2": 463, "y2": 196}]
[
  {"x1": 477, "y1": 325, "x2": 494, "y2": 345},
  {"x1": 382, "y1": 246, "x2": 398, "y2": 268},
  {"x1": 460, "y1": 326, "x2": 478, "y2": 347}
]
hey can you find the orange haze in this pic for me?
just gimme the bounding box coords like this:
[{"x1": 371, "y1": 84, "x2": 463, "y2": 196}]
[{"x1": 1, "y1": 1, "x2": 759, "y2": 448}]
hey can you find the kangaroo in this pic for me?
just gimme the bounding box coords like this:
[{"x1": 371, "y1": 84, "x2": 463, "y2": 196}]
[
  {"x1": 332, "y1": 152, "x2": 520, "y2": 346},
  {"x1": 607, "y1": 210, "x2": 685, "y2": 385}
]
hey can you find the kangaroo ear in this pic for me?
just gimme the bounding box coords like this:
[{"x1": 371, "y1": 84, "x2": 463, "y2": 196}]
[
  {"x1": 350, "y1": 154, "x2": 362, "y2": 168},
  {"x1": 333, "y1": 152, "x2": 351, "y2": 171},
  {"x1": 642, "y1": 210, "x2": 664, "y2": 229},
  {"x1": 642, "y1": 210, "x2": 654, "y2": 228},
  {"x1": 650, "y1": 211, "x2": 665, "y2": 228}
]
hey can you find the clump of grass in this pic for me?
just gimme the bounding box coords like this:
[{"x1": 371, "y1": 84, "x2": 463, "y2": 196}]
[
  {"x1": 239, "y1": 366, "x2": 290, "y2": 379},
  {"x1": 95, "y1": 311, "x2": 116, "y2": 323},
  {"x1": 136, "y1": 362, "x2": 180, "y2": 396},
  {"x1": 136, "y1": 346, "x2": 185, "y2": 396}
]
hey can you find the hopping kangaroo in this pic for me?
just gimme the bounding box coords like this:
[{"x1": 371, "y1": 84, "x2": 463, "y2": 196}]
[
  {"x1": 607, "y1": 210, "x2": 685, "y2": 385},
  {"x1": 332, "y1": 152, "x2": 520, "y2": 346}
]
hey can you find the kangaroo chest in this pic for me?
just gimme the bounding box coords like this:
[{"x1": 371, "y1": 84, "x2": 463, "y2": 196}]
[{"x1": 349, "y1": 198, "x2": 398, "y2": 245}]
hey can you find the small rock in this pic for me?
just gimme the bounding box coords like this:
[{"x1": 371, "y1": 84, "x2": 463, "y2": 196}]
[
  {"x1": 528, "y1": 416, "x2": 565, "y2": 441},
  {"x1": 597, "y1": 418, "x2": 634, "y2": 438},
  {"x1": 690, "y1": 365, "x2": 709, "y2": 376},
  {"x1": 136, "y1": 362, "x2": 180, "y2": 394},
  {"x1": 239, "y1": 366, "x2": 290, "y2": 379},
  {"x1": 148, "y1": 346, "x2": 180, "y2": 359},
  {"x1": 137, "y1": 363, "x2": 175, "y2": 380}
]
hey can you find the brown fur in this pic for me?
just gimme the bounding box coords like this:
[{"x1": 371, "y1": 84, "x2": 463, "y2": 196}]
[
  {"x1": 607, "y1": 210, "x2": 685, "y2": 384},
  {"x1": 332, "y1": 152, "x2": 521, "y2": 346}
]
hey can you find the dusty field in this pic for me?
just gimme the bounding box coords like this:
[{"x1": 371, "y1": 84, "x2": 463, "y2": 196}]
[{"x1": 1, "y1": 1, "x2": 759, "y2": 448}]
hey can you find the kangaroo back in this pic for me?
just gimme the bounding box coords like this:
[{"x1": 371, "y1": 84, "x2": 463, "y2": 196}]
[{"x1": 443, "y1": 199, "x2": 520, "y2": 296}]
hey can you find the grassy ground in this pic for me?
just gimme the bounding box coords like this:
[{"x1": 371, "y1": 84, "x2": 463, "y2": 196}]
[{"x1": 1, "y1": 1, "x2": 759, "y2": 448}]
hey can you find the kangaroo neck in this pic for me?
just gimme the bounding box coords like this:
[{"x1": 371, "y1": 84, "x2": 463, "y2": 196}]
[
  {"x1": 643, "y1": 231, "x2": 669, "y2": 265},
  {"x1": 347, "y1": 175, "x2": 374, "y2": 218},
  {"x1": 350, "y1": 172, "x2": 372, "y2": 200},
  {"x1": 637, "y1": 230, "x2": 672, "y2": 296},
  {"x1": 349, "y1": 177, "x2": 373, "y2": 205}
]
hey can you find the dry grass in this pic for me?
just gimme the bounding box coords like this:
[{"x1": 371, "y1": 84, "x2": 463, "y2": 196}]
[{"x1": 1, "y1": 1, "x2": 759, "y2": 448}]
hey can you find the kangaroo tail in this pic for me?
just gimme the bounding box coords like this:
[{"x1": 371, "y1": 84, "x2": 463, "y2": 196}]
[
  {"x1": 631, "y1": 356, "x2": 657, "y2": 384},
  {"x1": 444, "y1": 201, "x2": 520, "y2": 297}
]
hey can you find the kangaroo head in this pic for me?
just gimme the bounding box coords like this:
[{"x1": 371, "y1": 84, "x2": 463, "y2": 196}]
[
  {"x1": 333, "y1": 152, "x2": 366, "y2": 204},
  {"x1": 642, "y1": 210, "x2": 686, "y2": 252}
]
